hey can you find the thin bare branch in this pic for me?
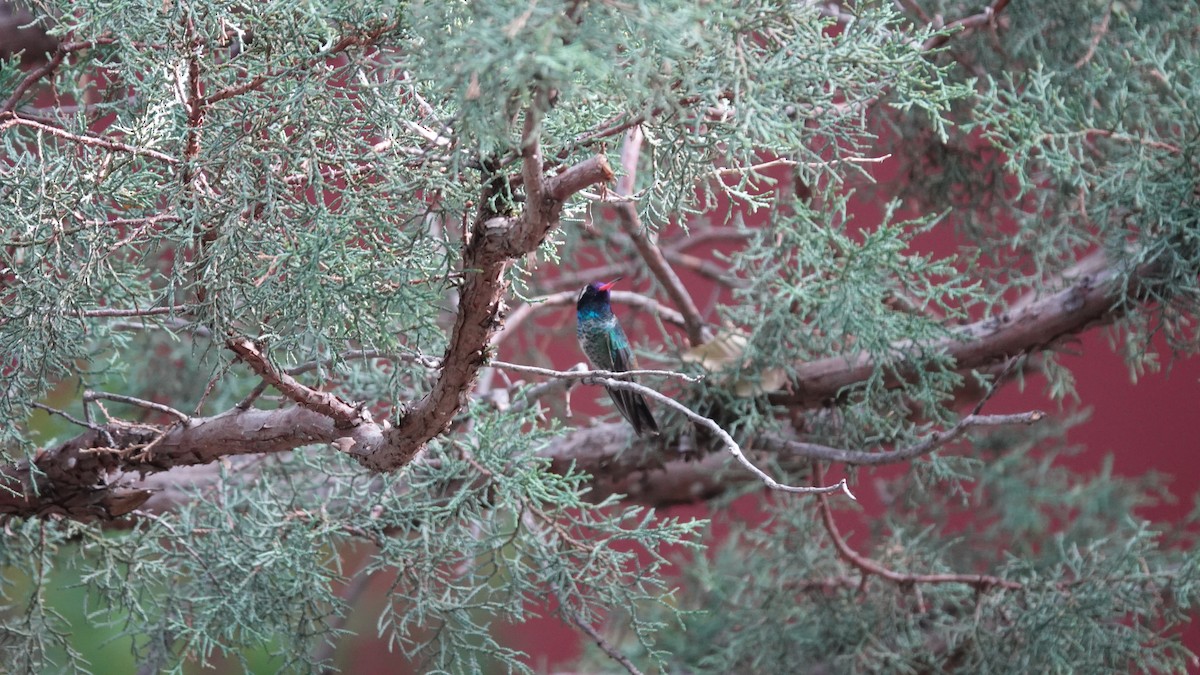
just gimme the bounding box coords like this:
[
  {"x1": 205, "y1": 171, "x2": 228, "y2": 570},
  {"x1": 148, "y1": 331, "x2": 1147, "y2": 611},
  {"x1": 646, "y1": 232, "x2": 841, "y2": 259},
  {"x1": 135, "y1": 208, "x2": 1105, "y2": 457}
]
[
  {"x1": 203, "y1": 22, "x2": 397, "y2": 106},
  {"x1": 0, "y1": 113, "x2": 180, "y2": 165},
  {"x1": 567, "y1": 610, "x2": 643, "y2": 675},
  {"x1": 595, "y1": 377, "x2": 855, "y2": 498},
  {"x1": 0, "y1": 47, "x2": 66, "y2": 114},
  {"x1": 30, "y1": 402, "x2": 106, "y2": 433},
  {"x1": 490, "y1": 360, "x2": 702, "y2": 383},
  {"x1": 815, "y1": 463, "x2": 1022, "y2": 591},
  {"x1": 78, "y1": 304, "x2": 189, "y2": 318},
  {"x1": 84, "y1": 390, "x2": 191, "y2": 424},
  {"x1": 763, "y1": 411, "x2": 1044, "y2": 466},
  {"x1": 922, "y1": 0, "x2": 1013, "y2": 51}
]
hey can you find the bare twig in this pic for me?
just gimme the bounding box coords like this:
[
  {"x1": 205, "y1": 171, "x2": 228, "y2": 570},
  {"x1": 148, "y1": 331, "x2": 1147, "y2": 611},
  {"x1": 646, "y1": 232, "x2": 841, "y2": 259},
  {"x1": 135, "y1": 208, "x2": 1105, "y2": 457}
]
[
  {"x1": 203, "y1": 22, "x2": 398, "y2": 106},
  {"x1": 0, "y1": 48, "x2": 66, "y2": 114},
  {"x1": 922, "y1": 0, "x2": 1013, "y2": 51},
  {"x1": 490, "y1": 360, "x2": 702, "y2": 383},
  {"x1": 83, "y1": 390, "x2": 191, "y2": 424},
  {"x1": 710, "y1": 154, "x2": 891, "y2": 177},
  {"x1": 0, "y1": 113, "x2": 179, "y2": 165},
  {"x1": 509, "y1": 374, "x2": 580, "y2": 415},
  {"x1": 763, "y1": 411, "x2": 1044, "y2": 466},
  {"x1": 78, "y1": 304, "x2": 189, "y2": 318},
  {"x1": 1041, "y1": 128, "x2": 1181, "y2": 155},
  {"x1": 814, "y1": 463, "x2": 1021, "y2": 591},
  {"x1": 235, "y1": 380, "x2": 270, "y2": 411},
  {"x1": 567, "y1": 610, "x2": 643, "y2": 675},
  {"x1": 595, "y1": 378, "x2": 855, "y2": 498},
  {"x1": 1074, "y1": 1, "x2": 1114, "y2": 69},
  {"x1": 30, "y1": 402, "x2": 106, "y2": 433}
]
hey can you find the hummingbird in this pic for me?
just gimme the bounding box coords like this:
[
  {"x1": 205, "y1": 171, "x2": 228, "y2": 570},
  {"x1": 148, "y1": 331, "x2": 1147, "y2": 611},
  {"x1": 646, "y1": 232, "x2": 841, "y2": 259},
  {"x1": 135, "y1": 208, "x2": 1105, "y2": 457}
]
[{"x1": 576, "y1": 279, "x2": 659, "y2": 436}]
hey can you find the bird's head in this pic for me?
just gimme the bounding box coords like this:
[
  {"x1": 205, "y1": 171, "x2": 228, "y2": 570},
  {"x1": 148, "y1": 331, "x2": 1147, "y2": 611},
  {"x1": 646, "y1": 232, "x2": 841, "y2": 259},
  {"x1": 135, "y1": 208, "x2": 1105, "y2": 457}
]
[{"x1": 577, "y1": 278, "x2": 620, "y2": 313}]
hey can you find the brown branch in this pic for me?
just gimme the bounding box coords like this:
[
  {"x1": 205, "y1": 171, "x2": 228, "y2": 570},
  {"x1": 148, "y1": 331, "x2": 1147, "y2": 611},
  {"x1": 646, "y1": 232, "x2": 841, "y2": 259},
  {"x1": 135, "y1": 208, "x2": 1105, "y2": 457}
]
[
  {"x1": 1048, "y1": 128, "x2": 1182, "y2": 155},
  {"x1": 227, "y1": 337, "x2": 368, "y2": 428},
  {"x1": 612, "y1": 127, "x2": 708, "y2": 346},
  {"x1": 0, "y1": 112, "x2": 180, "y2": 165},
  {"x1": 567, "y1": 610, "x2": 643, "y2": 675},
  {"x1": 202, "y1": 22, "x2": 397, "y2": 106},
  {"x1": 0, "y1": 47, "x2": 66, "y2": 114},
  {"x1": 814, "y1": 463, "x2": 1022, "y2": 592},
  {"x1": 774, "y1": 250, "x2": 1139, "y2": 408},
  {"x1": 358, "y1": 101, "x2": 615, "y2": 472},
  {"x1": 1074, "y1": 1, "x2": 1113, "y2": 69},
  {"x1": 922, "y1": 0, "x2": 1012, "y2": 51},
  {"x1": 7, "y1": 136, "x2": 618, "y2": 519},
  {"x1": 0, "y1": 401, "x2": 399, "y2": 519},
  {"x1": 1, "y1": 242, "x2": 1163, "y2": 520},
  {"x1": 0, "y1": 36, "x2": 111, "y2": 112}
]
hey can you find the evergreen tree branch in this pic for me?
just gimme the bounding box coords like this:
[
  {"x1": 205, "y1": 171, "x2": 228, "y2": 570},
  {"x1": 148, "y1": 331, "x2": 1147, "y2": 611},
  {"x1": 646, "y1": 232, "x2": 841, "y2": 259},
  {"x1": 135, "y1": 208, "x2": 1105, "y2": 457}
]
[
  {"x1": 612, "y1": 127, "x2": 709, "y2": 347},
  {"x1": 0, "y1": 112, "x2": 180, "y2": 164},
  {"x1": 0, "y1": 246, "x2": 1146, "y2": 519},
  {"x1": 227, "y1": 337, "x2": 369, "y2": 427},
  {"x1": 83, "y1": 390, "x2": 191, "y2": 424},
  {"x1": 921, "y1": 0, "x2": 1012, "y2": 51},
  {"x1": 813, "y1": 462, "x2": 1022, "y2": 593},
  {"x1": 201, "y1": 21, "x2": 398, "y2": 106},
  {"x1": 773, "y1": 250, "x2": 1141, "y2": 408},
  {"x1": 360, "y1": 107, "x2": 615, "y2": 470},
  {"x1": 595, "y1": 377, "x2": 855, "y2": 498}
]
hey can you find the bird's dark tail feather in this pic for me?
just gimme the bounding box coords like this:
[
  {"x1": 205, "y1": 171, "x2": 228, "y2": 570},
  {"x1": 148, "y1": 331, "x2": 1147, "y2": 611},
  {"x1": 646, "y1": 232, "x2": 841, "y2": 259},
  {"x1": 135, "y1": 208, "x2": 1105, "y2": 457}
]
[{"x1": 607, "y1": 386, "x2": 659, "y2": 437}]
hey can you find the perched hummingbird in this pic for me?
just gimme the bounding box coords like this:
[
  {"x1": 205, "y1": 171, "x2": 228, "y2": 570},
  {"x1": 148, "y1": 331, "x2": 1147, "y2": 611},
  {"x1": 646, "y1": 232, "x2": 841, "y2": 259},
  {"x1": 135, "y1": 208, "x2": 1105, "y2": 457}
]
[{"x1": 576, "y1": 279, "x2": 659, "y2": 436}]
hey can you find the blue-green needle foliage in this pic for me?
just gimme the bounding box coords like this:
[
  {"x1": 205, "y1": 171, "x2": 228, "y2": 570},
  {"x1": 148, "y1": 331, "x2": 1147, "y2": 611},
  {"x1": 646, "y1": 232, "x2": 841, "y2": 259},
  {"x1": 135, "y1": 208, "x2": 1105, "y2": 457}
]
[
  {"x1": 630, "y1": 417, "x2": 1200, "y2": 674},
  {"x1": 2, "y1": 0, "x2": 1199, "y2": 672}
]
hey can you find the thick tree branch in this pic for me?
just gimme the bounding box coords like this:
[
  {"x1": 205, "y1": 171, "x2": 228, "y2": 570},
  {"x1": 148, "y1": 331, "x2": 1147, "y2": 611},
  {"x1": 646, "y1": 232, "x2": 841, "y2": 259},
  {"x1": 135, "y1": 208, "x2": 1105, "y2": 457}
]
[
  {"x1": 774, "y1": 250, "x2": 1137, "y2": 408},
  {"x1": 0, "y1": 406, "x2": 382, "y2": 519},
  {"x1": 0, "y1": 245, "x2": 1154, "y2": 518},
  {"x1": 358, "y1": 110, "x2": 615, "y2": 471}
]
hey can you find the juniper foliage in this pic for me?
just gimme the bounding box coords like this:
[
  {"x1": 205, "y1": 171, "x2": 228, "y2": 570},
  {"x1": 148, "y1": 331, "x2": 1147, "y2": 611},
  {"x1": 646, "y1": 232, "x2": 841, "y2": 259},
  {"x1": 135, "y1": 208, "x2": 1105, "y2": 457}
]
[{"x1": 2, "y1": 0, "x2": 1199, "y2": 672}]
